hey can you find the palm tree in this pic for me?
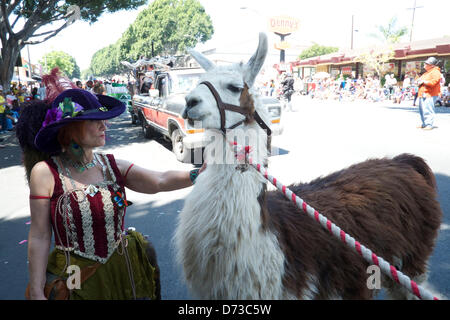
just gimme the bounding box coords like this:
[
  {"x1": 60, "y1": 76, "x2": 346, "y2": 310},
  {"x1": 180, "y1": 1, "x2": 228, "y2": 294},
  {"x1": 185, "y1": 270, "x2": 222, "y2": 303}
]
[{"x1": 370, "y1": 17, "x2": 409, "y2": 44}]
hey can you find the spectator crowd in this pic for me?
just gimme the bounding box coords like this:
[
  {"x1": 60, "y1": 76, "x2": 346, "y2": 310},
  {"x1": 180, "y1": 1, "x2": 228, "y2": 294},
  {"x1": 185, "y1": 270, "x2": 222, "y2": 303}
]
[
  {"x1": 0, "y1": 82, "x2": 35, "y2": 136},
  {"x1": 259, "y1": 72, "x2": 450, "y2": 107},
  {"x1": 0, "y1": 77, "x2": 130, "y2": 149},
  {"x1": 2, "y1": 68, "x2": 449, "y2": 147}
]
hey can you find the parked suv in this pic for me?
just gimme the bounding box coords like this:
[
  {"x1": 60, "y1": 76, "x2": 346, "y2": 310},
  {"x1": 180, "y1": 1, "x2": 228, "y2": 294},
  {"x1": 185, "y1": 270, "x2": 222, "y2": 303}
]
[{"x1": 131, "y1": 68, "x2": 283, "y2": 163}]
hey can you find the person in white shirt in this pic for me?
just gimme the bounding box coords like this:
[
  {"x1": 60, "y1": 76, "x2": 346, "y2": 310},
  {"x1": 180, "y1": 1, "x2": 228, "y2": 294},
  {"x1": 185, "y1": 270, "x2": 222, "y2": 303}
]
[{"x1": 37, "y1": 83, "x2": 46, "y2": 100}]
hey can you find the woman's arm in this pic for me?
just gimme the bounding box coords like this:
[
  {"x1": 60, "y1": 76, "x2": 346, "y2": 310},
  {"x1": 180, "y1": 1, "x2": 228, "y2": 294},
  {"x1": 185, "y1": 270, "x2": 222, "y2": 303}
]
[
  {"x1": 116, "y1": 159, "x2": 206, "y2": 194},
  {"x1": 27, "y1": 162, "x2": 54, "y2": 300}
]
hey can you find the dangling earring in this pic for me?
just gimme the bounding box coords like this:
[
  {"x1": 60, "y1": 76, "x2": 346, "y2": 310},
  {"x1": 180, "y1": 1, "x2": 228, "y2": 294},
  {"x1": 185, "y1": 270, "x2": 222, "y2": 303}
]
[
  {"x1": 68, "y1": 140, "x2": 88, "y2": 172},
  {"x1": 69, "y1": 140, "x2": 85, "y2": 164}
]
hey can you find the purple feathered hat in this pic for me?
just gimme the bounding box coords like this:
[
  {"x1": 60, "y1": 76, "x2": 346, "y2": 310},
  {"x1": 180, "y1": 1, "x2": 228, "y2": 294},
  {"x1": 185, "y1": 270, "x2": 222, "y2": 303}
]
[{"x1": 34, "y1": 88, "x2": 125, "y2": 154}]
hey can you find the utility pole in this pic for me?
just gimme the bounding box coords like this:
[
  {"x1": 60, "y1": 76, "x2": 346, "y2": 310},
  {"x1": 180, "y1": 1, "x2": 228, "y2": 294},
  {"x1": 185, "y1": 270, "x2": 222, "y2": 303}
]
[
  {"x1": 351, "y1": 15, "x2": 354, "y2": 50},
  {"x1": 351, "y1": 15, "x2": 358, "y2": 50},
  {"x1": 407, "y1": 0, "x2": 424, "y2": 42}
]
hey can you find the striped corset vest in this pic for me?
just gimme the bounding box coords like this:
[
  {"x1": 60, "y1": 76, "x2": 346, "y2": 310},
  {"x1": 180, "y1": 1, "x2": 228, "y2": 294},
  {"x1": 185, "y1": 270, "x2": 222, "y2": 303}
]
[{"x1": 46, "y1": 153, "x2": 127, "y2": 264}]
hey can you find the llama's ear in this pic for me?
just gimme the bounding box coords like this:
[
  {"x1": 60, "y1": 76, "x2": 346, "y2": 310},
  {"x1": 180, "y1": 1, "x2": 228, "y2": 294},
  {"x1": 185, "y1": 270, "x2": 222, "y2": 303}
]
[
  {"x1": 189, "y1": 49, "x2": 215, "y2": 71},
  {"x1": 244, "y1": 33, "x2": 268, "y2": 88}
]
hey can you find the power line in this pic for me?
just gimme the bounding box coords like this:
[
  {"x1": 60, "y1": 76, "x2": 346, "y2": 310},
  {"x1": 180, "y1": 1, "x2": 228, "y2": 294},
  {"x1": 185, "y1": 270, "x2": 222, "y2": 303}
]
[{"x1": 406, "y1": 0, "x2": 424, "y2": 42}]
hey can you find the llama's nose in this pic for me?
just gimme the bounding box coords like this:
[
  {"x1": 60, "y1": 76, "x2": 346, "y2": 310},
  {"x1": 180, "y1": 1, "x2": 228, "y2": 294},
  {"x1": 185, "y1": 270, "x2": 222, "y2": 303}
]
[{"x1": 183, "y1": 96, "x2": 202, "y2": 119}]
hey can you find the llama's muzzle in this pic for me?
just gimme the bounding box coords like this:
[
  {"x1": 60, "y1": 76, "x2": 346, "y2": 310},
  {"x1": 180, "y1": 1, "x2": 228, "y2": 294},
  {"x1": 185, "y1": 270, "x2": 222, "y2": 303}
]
[{"x1": 183, "y1": 93, "x2": 203, "y2": 121}]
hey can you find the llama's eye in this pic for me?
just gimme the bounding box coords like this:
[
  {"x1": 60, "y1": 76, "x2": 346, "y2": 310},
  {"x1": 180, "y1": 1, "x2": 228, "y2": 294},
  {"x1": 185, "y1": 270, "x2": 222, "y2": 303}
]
[{"x1": 227, "y1": 84, "x2": 243, "y2": 93}]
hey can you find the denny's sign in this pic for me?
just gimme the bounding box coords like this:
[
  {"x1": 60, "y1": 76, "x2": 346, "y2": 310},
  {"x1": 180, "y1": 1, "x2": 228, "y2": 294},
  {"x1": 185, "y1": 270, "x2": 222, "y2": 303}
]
[{"x1": 268, "y1": 16, "x2": 300, "y2": 35}]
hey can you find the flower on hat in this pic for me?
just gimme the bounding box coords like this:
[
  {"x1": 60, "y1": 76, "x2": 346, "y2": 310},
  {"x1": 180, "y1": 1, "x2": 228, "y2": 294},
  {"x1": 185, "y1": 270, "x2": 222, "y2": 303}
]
[
  {"x1": 42, "y1": 107, "x2": 63, "y2": 128},
  {"x1": 41, "y1": 97, "x2": 84, "y2": 128},
  {"x1": 59, "y1": 97, "x2": 84, "y2": 119}
]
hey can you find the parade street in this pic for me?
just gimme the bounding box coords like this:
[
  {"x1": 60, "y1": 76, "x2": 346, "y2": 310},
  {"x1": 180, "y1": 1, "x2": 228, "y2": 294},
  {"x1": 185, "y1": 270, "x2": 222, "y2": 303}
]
[{"x1": 0, "y1": 96, "x2": 449, "y2": 300}]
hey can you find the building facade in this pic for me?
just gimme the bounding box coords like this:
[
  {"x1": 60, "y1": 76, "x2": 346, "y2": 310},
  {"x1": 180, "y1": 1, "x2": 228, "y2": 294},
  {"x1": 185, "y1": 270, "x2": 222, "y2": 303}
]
[{"x1": 291, "y1": 36, "x2": 450, "y2": 83}]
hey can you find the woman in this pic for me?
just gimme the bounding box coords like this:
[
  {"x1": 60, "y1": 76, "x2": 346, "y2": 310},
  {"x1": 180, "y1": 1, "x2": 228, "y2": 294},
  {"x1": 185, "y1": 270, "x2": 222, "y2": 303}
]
[
  {"x1": 93, "y1": 82, "x2": 106, "y2": 95},
  {"x1": 17, "y1": 70, "x2": 204, "y2": 300}
]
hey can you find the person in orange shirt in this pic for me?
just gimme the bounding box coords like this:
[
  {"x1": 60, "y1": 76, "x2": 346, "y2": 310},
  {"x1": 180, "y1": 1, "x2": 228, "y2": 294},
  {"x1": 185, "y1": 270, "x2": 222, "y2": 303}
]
[{"x1": 416, "y1": 57, "x2": 442, "y2": 130}]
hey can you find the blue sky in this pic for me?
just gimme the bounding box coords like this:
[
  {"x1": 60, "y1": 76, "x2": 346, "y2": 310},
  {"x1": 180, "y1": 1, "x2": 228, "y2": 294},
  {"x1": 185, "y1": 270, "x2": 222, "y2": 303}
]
[{"x1": 23, "y1": 0, "x2": 450, "y2": 71}]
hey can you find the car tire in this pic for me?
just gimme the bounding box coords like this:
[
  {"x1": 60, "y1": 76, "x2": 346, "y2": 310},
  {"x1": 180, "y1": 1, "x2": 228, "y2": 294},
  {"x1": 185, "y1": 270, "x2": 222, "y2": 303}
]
[
  {"x1": 131, "y1": 113, "x2": 138, "y2": 125},
  {"x1": 171, "y1": 129, "x2": 188, "y2": 162},
  {"x1": 140, "y1": 114, "x2": 153, "y2": 139},
  {"x1": 143, "y1": 125, "x2": 153, "y2": 139}
]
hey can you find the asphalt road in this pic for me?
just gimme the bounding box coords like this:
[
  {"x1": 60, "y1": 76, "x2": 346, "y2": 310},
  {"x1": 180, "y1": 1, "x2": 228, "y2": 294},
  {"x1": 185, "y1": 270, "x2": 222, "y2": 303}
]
[{"x1": 0, "y1": 96, "x2": 449, "y2": 300}]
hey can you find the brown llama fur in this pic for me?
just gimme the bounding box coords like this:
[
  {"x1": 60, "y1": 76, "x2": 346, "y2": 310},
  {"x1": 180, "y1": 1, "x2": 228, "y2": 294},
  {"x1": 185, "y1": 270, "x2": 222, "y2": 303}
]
[{"x1": 262, "y1": 153, "x2": 442, "y2": 299}]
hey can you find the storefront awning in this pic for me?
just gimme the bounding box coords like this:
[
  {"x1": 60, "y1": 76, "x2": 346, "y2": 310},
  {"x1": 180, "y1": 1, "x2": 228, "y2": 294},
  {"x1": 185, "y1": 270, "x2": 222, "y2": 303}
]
[
  {"x1": 11, "y1": 75, "x2": 37, "y2": 83},
  {"x1": 293, "y1": 36, "x2": 450, "y2": 67}
]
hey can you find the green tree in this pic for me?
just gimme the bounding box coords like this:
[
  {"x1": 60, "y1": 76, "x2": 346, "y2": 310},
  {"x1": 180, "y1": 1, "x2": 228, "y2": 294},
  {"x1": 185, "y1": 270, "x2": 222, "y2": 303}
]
[
  {"x1": 90, "y1": 44, "x2": 122, "y2": 77},
  {"x1": 0, "y1": 0, "x2": 146, "y2": 90},
  {"x1": 81, "y1": 68, "x2": 93, "y2": 81},
  {"x1": 72, "y1": 61, "x2": 81, "y2": 79},
  {"x1": 299, "y1": 43, "x2": 339, "y2": 60},
  {"x1": 39, "y1": 51, "x2": 81, "y2": 79},
  {"x1": 90, "y1": 0, "x2": 214, "y2": 78},
  {"x1": 121, "y1": 0, "x2": 214, "y2": 58},
  {"x1": 370, "y1": 17, "x2": 408, "y2": 44}
]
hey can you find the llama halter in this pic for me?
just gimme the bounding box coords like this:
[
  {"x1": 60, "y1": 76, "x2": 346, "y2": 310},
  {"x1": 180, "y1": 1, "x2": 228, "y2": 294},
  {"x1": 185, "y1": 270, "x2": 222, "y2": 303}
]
[
  {"x1": 230, "y1": 141, "x2": 441, "y2": 300},
  {"x1": 199, "y1": 81, "x2": 272, "y2": 136}
]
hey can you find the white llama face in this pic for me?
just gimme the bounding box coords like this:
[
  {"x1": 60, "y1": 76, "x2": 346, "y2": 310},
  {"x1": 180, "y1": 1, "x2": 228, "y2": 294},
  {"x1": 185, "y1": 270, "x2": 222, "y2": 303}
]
[
  {"x1": 183, "y1": 66, "x2": 248, "y2": 130},
  {"x1": 183, "y1": 33, "x2": 268, "y2": 131}
]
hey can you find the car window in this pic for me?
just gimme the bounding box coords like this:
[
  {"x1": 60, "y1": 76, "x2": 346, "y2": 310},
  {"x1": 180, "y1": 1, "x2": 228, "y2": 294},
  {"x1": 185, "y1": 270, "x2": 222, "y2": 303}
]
[
  {"x1": 156, "y1": 75, "x2": 170, "y2": 98},
  {"x1": 171, "y1": 73, "x2": 202, "y2": 94}
]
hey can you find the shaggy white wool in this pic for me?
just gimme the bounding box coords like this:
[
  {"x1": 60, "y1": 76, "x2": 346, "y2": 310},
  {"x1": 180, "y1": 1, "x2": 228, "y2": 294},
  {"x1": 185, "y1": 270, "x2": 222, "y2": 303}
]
[
  {"x1": 175, "y1": 166, "x2": 286, "y2": 299},
  {"x1": 175, "y1": 126, "x2": 287, "y2": 299},
  {"x1": 176, "y1": 34, "x2": 293, "y2": 299}
]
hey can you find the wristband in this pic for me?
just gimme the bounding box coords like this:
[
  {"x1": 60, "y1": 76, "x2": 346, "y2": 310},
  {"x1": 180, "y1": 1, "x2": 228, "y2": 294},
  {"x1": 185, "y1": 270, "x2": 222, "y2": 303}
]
[{"x1": 189, "y1": 169, "x2": 200, "y2": 184}]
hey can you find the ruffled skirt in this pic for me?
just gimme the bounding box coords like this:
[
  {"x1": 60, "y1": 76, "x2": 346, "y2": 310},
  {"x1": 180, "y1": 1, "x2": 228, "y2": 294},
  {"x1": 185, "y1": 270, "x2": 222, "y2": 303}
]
[{"x1": 46, "y1": 230, "x2": 160, "y2": 300}]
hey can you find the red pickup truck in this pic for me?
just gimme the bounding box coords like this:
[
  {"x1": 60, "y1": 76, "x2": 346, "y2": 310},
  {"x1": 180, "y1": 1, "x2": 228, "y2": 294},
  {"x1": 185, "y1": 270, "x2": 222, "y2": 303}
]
[{"x1": 131, "y1": 68, "x2": 283, "y2": 163}]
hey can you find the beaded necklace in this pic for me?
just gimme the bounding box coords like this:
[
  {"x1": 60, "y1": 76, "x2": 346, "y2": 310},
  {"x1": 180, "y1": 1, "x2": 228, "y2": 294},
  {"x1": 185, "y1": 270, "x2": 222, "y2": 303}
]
[
  {"x1": 72, "y1": 158, "x2": 99, "y2": 172},
  {"x1": 62, "y1": 153, "x2": 109, "y2": 197},
  {"x1": 63, "y1": 153, "x2": 99, "y2": 173}
]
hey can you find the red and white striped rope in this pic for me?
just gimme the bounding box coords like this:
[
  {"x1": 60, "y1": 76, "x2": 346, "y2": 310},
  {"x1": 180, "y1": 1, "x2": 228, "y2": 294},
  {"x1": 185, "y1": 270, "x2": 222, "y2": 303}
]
[{"x1": 231, "y1": 142, "x2": 439, "y2": 300}]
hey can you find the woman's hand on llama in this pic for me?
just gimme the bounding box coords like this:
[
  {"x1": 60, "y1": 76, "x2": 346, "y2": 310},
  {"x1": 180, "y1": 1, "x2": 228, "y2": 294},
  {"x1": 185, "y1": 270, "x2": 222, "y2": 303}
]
[{"x1": 199, "y1": 162, "x2": 207, "y2": 174}]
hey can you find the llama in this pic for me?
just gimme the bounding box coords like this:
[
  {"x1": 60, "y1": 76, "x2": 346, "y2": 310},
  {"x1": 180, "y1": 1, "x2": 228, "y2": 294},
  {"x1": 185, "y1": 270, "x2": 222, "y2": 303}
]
[{"x1": 174, "y1": 33, "x2": 442, "y2": 299}]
